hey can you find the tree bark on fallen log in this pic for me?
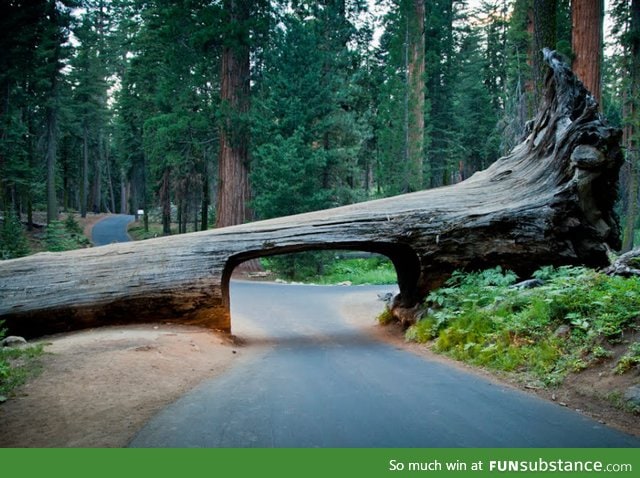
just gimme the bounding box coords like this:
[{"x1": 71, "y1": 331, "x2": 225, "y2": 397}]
[{"x1": 0, "y1": 50, "x2": 623, "y2": 337}]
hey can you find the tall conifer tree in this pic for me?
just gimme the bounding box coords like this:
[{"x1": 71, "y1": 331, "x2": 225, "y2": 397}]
[
  {"x1": 406, "y1": 0, "x2": 425, "y2": 192},
  {"x1": 572, "y1": 0, "x2": 603, "y2": 104},
  {"x1": 216, "y1": 0, "x2": 252, "y2": 228}
]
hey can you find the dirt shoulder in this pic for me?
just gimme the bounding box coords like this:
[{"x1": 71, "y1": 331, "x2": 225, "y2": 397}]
[{"x1": 0, "y1": 324, "x2": 245, "y2": 447}]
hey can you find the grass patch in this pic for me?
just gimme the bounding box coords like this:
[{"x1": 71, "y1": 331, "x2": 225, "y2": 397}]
[
  {"x1": 128, "y1": 222, "x2": 165, "y2": 240},
  {"x1": 0, "y1": 322, "x2": 44, "y2": 399},
  {"x1": 311, "y1": 257, "x2": 397, "y2": 285},
  {"x1": 405, "y1": 266, "x2": 640, "y2": 386},
  {"x1": 128, "y1": 221, "x2": 204, "y2": 240},
  {"x1": 261, "y1": 253, "x2": 397, "y2": 285},
  {"x1": 377, "y1": 307, "x2": 395, "y2": 325},
  {"x1": 607, "y1": 390, "x2": 640, "y2": 414}
]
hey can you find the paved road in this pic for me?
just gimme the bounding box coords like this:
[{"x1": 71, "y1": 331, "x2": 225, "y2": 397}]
[
  {"x1": 129, "y1": 282, "x2": 640, "y2": 448},
  {"x1": 91, "y1": 215, "x2": 135, "y2": 246}
]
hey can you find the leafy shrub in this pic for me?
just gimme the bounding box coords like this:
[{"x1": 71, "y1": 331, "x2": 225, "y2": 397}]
[
  {"x1": 377, "y1": 307, "x2": 395, "y2": 325},
  {"x1": 263, "y1": 253, "x2": 397, "y2": 285},
  {"x1": 45, "y1": 219, "x2": 91, "y2": 252},
  {"x1": 406, "y1": 266, "x2": 640, "y2": 385},
  {"x1": 128, "y1": 222, "x2": 163, "y2": 240},
  {"x1": 64, "y1": 214, "x2": 83, "y2": 235},
  {"x1": 615, "y1": 342, "x2": 640, "y2": 375}
]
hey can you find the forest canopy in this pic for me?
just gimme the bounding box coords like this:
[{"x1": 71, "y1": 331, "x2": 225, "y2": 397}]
[{"x1": 1, "y1": 0, "x2": 639, "y2": 258}]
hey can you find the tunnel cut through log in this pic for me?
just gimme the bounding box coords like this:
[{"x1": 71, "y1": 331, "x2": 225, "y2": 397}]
[
  {"x1": 0, "y1": 50, "x2": 624, "y2": 338},
  {"x1": 222, "y1": 242, "x2": 421, "y2": 319}
]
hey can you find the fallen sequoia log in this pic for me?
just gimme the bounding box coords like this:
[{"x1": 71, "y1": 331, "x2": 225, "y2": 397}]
[{"x1": 0, "y1": 50, "x2": 624, "y2": 337}]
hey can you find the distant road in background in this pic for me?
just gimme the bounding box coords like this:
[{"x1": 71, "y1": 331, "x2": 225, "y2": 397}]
[{"x1": 91, "y1": 214, "x2": 135, "y2": 246}]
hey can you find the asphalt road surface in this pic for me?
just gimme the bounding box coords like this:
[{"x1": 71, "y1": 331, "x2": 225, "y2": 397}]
[
  {"x1": 129, "y1": 281, "x2": 640, "y2": 448},
  {"x1": 91, "y1": 214, "x2": 135, "y2": 246}
]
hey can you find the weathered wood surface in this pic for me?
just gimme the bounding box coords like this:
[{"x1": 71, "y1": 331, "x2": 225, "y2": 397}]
[
  {"x1": 605, "y1": 248, "x2": 640, "y2": 277},
  {"x1": 0, "y1": 51, "x2": 623, "y2": 337}
]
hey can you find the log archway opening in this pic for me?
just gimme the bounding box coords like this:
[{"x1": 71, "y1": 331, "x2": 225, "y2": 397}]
[{"x1": 221, "y1": 242, "x2": 421, "y2": 332}]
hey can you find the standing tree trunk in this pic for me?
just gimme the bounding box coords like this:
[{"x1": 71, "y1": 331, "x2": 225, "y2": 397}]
[
  {"x1": 532, "y1": 0, "x2": 557, "y2": 108},
  {"x1": 177, "y1": 199, "x2": 183, "y2": 234},
  {"x1": 623, "y1": 138, "x2": 639, "y2": 252},
  {"x1": 44, "y1": 0, "x2": 63, "y2": 225},
  {"x1": 201, "y1": 166, "x2": 209, "y2": 231},
  {"x1": 160, "y1": 168, "x2": 171, "y2": 235},
  {"x1": 105, "y1": 145, "x2": 116, "y2": 213},
  {"x1": 405, "y1": 0, "x2": 425, "y2": 192},
  {"x1": 622, "y1": 0, "x2": 640, "y2": 252},
  {"x1": 91, "y1": 153, "x2": 101, "y2": 214},
  {"x1": 120, "y1": 169, "x2": 128, "y2": 214},
  {"x1": 216, "y1": 0, "x2": 251, "y2": 228},
  {"x1": 91, "y1": 132, "x2": 103, "y2": 213},
  {"x1": 45, "y1": 104, "x2": 57, "y2": 224},
  {"x1": 505, "y1": 0, "x2": 535, "y2": 148},
  {"x1": 81, "y1": 125, "x2": 89, "y2": 218},
  {"x1": 571, "y1": 0, "x2": 603, "y2": 105}
]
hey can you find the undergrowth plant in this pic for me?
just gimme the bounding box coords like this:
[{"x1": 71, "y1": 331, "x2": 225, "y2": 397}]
[
  {"x1": 314, "y1": 257, "x2": 397, "y2": 285},
  {"x1": 615, "y1": 342, "x2": 640, "y2": 375},
  {"x1": 0, "y1": 210, "x2": 30, "y2": 260},
  {"x1": 262, "y1": 254, "x2": 397, "y2": 285},
  {"x1": 44, "y1": 216, "x2": 91, "y2": 252},
  {"x1": 406, "y1": 266, "x2": 640, "y2": 386},
  {"x1": 0, "y1": 320, "x2": 44, "y2": 399}
]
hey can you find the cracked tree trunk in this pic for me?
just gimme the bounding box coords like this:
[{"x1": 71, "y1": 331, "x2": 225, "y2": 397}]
[{"x1": 0, "y1": 51, "x2": 624, "y2": 338}]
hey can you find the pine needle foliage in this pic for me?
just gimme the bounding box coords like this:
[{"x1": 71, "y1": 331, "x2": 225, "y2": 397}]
[
  {"x1": 44, "y1": 216, "x2": 91, "y2": 252},
  {"x1": 0, "y1": 210, "x2": 30, "y2": 260}
]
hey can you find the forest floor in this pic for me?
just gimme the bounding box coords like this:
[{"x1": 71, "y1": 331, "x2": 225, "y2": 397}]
[
  {"x1": 22, "y1": 211, "x2": 109, "y2": 252},
  {"x1": 0, "y1": 215, "x2": 637, "y2": 447},
  {"x1": 0, "y1": 323, "x2": 245, "y2": 447}
]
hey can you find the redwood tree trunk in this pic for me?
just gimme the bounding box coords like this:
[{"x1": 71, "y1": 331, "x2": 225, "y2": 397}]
[
  {"x1": 571, "y1": 0, "x2": 603, "y2": 105},
  {"x1": 216, "y1": 0, "x2": 251, "y2": 228},
  {"x1": 406, "y1": 0, "x2": 425, "y2": 192}
]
